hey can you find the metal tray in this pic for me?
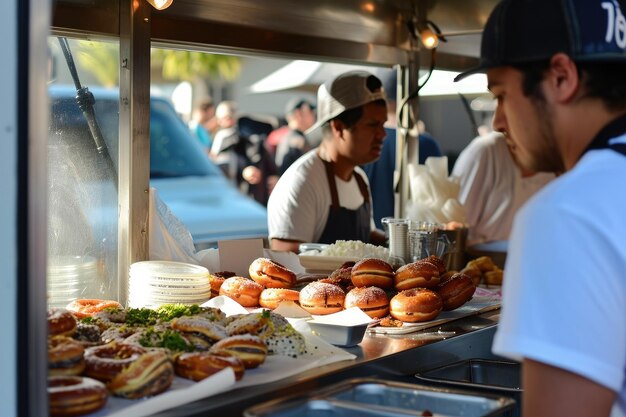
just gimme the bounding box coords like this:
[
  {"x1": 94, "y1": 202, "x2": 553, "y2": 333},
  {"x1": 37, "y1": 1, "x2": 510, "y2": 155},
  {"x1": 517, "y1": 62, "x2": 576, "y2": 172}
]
[
  {"x1": 415, "y1": 359, "x2": 522, "y2": 417},
  {"x1": 415, "y1": 359, "x2": 521, "y2": 392},
  {"x1": 244, "y1": 378, "x2": 516, "y2": 417}
]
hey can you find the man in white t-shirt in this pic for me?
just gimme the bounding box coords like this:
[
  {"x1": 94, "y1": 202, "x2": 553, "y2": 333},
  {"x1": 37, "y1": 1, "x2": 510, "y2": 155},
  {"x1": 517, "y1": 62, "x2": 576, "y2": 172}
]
[
  {"x1": 268, "y1": 71, "x2": 388, "y2": 253},
  {"x1": 454, "y1": 0, "x2": 626, "y2": 416},
  {"x1": 451, "y1": 131, "x2": 555, "y2": 245}
]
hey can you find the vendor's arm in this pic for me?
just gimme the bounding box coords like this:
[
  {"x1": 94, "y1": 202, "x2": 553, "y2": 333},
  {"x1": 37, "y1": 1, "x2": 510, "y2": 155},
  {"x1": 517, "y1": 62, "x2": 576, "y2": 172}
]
[
  {"x1": 523, "y1": 359, "x2": 615, "y2": 417},
  {"x1": 270, "y1": 238, "x2": 302, "y2": 253},
  {"x1": 369, "y1": 229, "x2": 386, "y2": 246}
]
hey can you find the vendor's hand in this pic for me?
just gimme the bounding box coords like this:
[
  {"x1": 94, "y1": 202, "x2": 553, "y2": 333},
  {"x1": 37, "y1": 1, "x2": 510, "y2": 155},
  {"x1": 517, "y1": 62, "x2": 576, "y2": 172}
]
[{"x1": 242, "y1": 165, "x2": 262, "y2": 184}]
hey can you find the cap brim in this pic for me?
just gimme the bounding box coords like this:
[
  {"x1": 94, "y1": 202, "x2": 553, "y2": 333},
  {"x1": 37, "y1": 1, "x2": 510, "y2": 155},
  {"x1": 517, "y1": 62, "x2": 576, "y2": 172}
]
[
  {"x1": 305, "y1": 119, "x2": 325, "y2": 136},
  {"x1": 454, "y1": 65, "x2": 488, "y2": 82}
]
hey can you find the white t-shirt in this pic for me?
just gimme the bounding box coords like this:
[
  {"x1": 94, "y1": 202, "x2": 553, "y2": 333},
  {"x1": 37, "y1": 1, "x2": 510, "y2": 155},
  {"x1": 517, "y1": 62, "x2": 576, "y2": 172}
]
[
  {"x1": 451, "y1": 132, "x2": 555, "y2": 245},
  {"x1": 267, "y1": 150, "x2": 374, "y2": 243},
  {"x1": 493, "y1": 137, "x2": 626, "y2": 414}
]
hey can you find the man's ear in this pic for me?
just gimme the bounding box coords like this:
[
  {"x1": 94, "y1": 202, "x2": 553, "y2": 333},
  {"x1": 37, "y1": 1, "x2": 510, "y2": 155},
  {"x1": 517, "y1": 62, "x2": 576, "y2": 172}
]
[
  {"x1": 546, "y1": 53, "x2": 580, "y2": 104},
  {"x1": 330, "y1": 119, "x2": 346, "y2": 138}
]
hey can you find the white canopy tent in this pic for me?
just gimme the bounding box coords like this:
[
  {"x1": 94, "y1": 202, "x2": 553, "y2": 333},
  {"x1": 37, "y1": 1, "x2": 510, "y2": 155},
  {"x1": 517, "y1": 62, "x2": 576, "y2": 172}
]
[{"x1": 248, "y1": 60, "x2": 488, "y2": 97}]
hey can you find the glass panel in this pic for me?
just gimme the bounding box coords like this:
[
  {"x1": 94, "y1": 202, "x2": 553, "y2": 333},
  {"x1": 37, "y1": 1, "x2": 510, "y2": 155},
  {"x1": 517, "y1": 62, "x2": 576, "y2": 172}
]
[{"x1": 47, "y1": 37, "x2": 119, "y2": 307}]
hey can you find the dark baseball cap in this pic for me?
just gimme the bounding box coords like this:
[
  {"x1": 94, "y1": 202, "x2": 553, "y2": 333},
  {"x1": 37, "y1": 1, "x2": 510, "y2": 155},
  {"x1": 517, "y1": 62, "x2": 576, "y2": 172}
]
[{"x1": 455, "y1": 0, "x2": 626, "y2": 82}]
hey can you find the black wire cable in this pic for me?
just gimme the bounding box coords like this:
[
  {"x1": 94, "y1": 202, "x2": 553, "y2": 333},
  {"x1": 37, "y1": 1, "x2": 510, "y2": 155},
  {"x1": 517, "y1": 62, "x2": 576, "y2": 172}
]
[{"x1": 397, "y1": 47, "x2": 437, "y2": 131}]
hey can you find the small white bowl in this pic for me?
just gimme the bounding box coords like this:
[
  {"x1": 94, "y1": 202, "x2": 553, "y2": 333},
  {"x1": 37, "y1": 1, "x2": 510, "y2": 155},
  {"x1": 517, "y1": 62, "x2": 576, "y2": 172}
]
[{"x1": 307, "y1": 321, "x2": 368, "y2": 347}]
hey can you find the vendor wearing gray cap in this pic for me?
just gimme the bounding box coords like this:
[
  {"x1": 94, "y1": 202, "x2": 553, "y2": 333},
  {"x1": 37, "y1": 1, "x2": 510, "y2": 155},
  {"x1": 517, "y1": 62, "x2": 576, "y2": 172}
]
[
  {"x1": 458, "y1": 0, "x2": 626, "y2": 416},
  {"x1": 268, "y1": 71, "x2": 388, "y2": 252}
]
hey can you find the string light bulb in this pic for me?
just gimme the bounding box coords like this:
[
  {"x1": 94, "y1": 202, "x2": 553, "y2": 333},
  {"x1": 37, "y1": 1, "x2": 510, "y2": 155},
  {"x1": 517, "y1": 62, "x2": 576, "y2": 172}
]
[
  {"x1": 146, "y1": 0, "x2": 173, "y2": 10},
  {"x1": 419, "y1": 27, "x2": 439, "y2": 49}
]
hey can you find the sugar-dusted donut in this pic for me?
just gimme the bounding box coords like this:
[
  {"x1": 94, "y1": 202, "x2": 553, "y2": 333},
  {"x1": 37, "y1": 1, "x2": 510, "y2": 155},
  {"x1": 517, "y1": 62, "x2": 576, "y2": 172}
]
[
  {"x1": 259, "y1": 288, "x2": 301, "y2": 310},
  {"x1": 219, "y1": 277, "x2": 263, "y2": 307},
  {"x1": 437, "y1": 272, "x2": 476, "y2": 311},
  {"x1": 394, "y1": 260, "x2": 440, "y2": 291},
  {"x1": 389, "y1": 288, "x2": 442, "y2": 323}
]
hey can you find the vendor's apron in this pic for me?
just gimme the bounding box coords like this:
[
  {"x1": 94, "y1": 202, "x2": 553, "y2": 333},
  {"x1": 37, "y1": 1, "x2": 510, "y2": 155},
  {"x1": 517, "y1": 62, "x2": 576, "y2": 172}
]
[
  {"x1": 583, "y1": 114, "x2": 626, "y2": 157},
  {"x1": 318, "y1": 160, "x2": 371, "y2": 244}
]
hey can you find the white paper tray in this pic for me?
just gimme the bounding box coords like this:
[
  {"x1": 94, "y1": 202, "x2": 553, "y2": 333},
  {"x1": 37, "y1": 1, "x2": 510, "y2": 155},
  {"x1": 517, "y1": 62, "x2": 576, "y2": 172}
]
[{"x1": 368, "y1": 296, "x2": 501, "y2": 335}]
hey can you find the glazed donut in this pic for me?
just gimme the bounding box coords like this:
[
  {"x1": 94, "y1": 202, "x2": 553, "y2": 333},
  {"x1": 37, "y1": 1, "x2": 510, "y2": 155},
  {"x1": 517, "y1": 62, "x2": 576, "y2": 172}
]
[
  {"x1": 66, "y1": 299, "x2": 123, "y2": 319},
  {"x1": 394, "y1": 260, "x2": 440, "y2": 291},
  {"x1": 48, "y1": 336, "x2": 85, "y2": 376},
  {"x1": 219, "y1": 276, "x2": 263, "y2": 307},
  {"x1": 249, "y1": 258, "x2": 297, "y2": 288},
  {"x1": 209, "y1": 334, "x2": 268, "y2": 369},
  {"x1": 437, "y1": 272, "x2": 476, "y2": 311},
  {"x1": 107, "y1": 350, "x2": 174, "y2": 399},
  {"x1": 350, "y1": 258, "x2": 394, "y2": 289},
  {"x1": 344, "y1": 286, "x2": 389, "y2": 319},
  {"x1": 48, "y1": 376, "x2": 108, "y2": 417},
  {"x1": 84, "y1": 342, "x2": 146, "y2": 382},
  {"x1": 259, "y1": 288, "x2": 301, "y2": 310},
  {"x1": 175, "y1": 351, "x2": 245, "y2": 381},
  {"x1": 48, "y1": 309, "x2": 77, "y2": 337},
  {"x1": 299, "y1": 281, "x2": 345, "y2": 315},
  {"x1": 389, "y1": 288, "x2": 443, "y2": 323}
]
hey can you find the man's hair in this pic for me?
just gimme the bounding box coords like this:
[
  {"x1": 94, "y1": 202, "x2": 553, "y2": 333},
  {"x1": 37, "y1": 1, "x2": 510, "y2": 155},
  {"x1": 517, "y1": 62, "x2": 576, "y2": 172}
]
[
  {"x1": 321, "y1": 99, "x2": 386, "y2": 136},
  {"x1": 515, "y1": 61, "x2": 626, "y2": 111}
]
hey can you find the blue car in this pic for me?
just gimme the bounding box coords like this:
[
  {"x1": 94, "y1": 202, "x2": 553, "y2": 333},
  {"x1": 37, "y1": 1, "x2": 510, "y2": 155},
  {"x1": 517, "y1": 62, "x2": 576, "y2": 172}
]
[{"x1": 48, "y1": 85, "x2": 268, "y2": 251}]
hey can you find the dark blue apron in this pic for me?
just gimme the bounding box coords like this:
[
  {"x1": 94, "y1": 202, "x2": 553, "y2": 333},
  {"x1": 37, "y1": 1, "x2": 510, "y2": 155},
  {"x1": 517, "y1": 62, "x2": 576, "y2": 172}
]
[
  {"x1": 583, "y1": 114, "x2": 626, "y2": 157},
  {"x1": 317, "y1": 159, "x2": 371, "y2": 244}
]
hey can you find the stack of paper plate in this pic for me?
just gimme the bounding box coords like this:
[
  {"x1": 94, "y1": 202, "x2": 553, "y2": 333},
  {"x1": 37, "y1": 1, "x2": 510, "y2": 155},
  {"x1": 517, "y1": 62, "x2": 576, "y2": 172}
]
[
  {"x1": 47, "y1": 255, "x2": 99, "y2": 308},
  {"x1": 128, "y1": 261, "x2": 211, "y2": 308}
]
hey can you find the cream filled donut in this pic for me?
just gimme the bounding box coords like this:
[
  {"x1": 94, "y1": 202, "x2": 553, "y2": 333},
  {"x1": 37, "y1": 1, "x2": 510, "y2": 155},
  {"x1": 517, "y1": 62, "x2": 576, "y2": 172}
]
[
  {"x1": 299, "y1": 281, "x2": 345, "y2": 315},
  {"x1": 249, "y1": 258, "x2": 297, "y2": 288},
  {"x1": 344, "y1": 286, "x2": 389, "y2": 319},
  {"x1": 389, "y1": 288, "x2": 442, "y2": 323},
  {"x1": 219, "y1": 276, "x2": 263, "y2": 307}
]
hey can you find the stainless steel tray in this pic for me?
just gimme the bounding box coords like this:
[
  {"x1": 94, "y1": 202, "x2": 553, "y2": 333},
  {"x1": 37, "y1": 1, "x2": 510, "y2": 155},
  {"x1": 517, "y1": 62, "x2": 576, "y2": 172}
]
[
  {"x1": 415, "y1": 359, "x2": 521, "y2": 392},
  {"x1": 244, "y1": 378, "x2": 516, "y2": 417}
]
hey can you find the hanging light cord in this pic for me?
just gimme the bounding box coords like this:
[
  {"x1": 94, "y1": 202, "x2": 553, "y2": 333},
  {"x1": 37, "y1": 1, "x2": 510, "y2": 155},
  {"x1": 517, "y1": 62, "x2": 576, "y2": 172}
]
[{"x1": 397, "y1": 47, "x2": 437, "y2": 131}]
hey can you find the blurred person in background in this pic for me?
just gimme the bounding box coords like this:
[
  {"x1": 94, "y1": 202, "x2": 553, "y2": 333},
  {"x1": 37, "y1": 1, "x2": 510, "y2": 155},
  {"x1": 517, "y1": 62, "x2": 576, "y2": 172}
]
[
  {"x1": 454, "y1": 0, "x2": 626, "y2": 416},
  {"x1": 450, "y1": 130, "x2": 556, "y2": 246},
  {"x1": 274, "y1": 97, "x2": 317, "y2": 175},
  {"x1": 211, "y1": 100, "x2": 278, "y2": 205},
  {"x1": 362, "y1": 68, "x2": 443, "y2": 229},
  {"x1": 188, "y1": 97, "x2": 216, "y2": 153},
  {"x1": 268, "y1": 71, "x2": 387, "y2": 252}
]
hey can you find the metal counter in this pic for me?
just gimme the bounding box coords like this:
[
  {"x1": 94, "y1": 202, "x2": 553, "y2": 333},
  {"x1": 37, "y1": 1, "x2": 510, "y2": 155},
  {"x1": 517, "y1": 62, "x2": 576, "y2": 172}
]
[{"x1": 152, "y1": 309, "x2": 502, "y2": 417}]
